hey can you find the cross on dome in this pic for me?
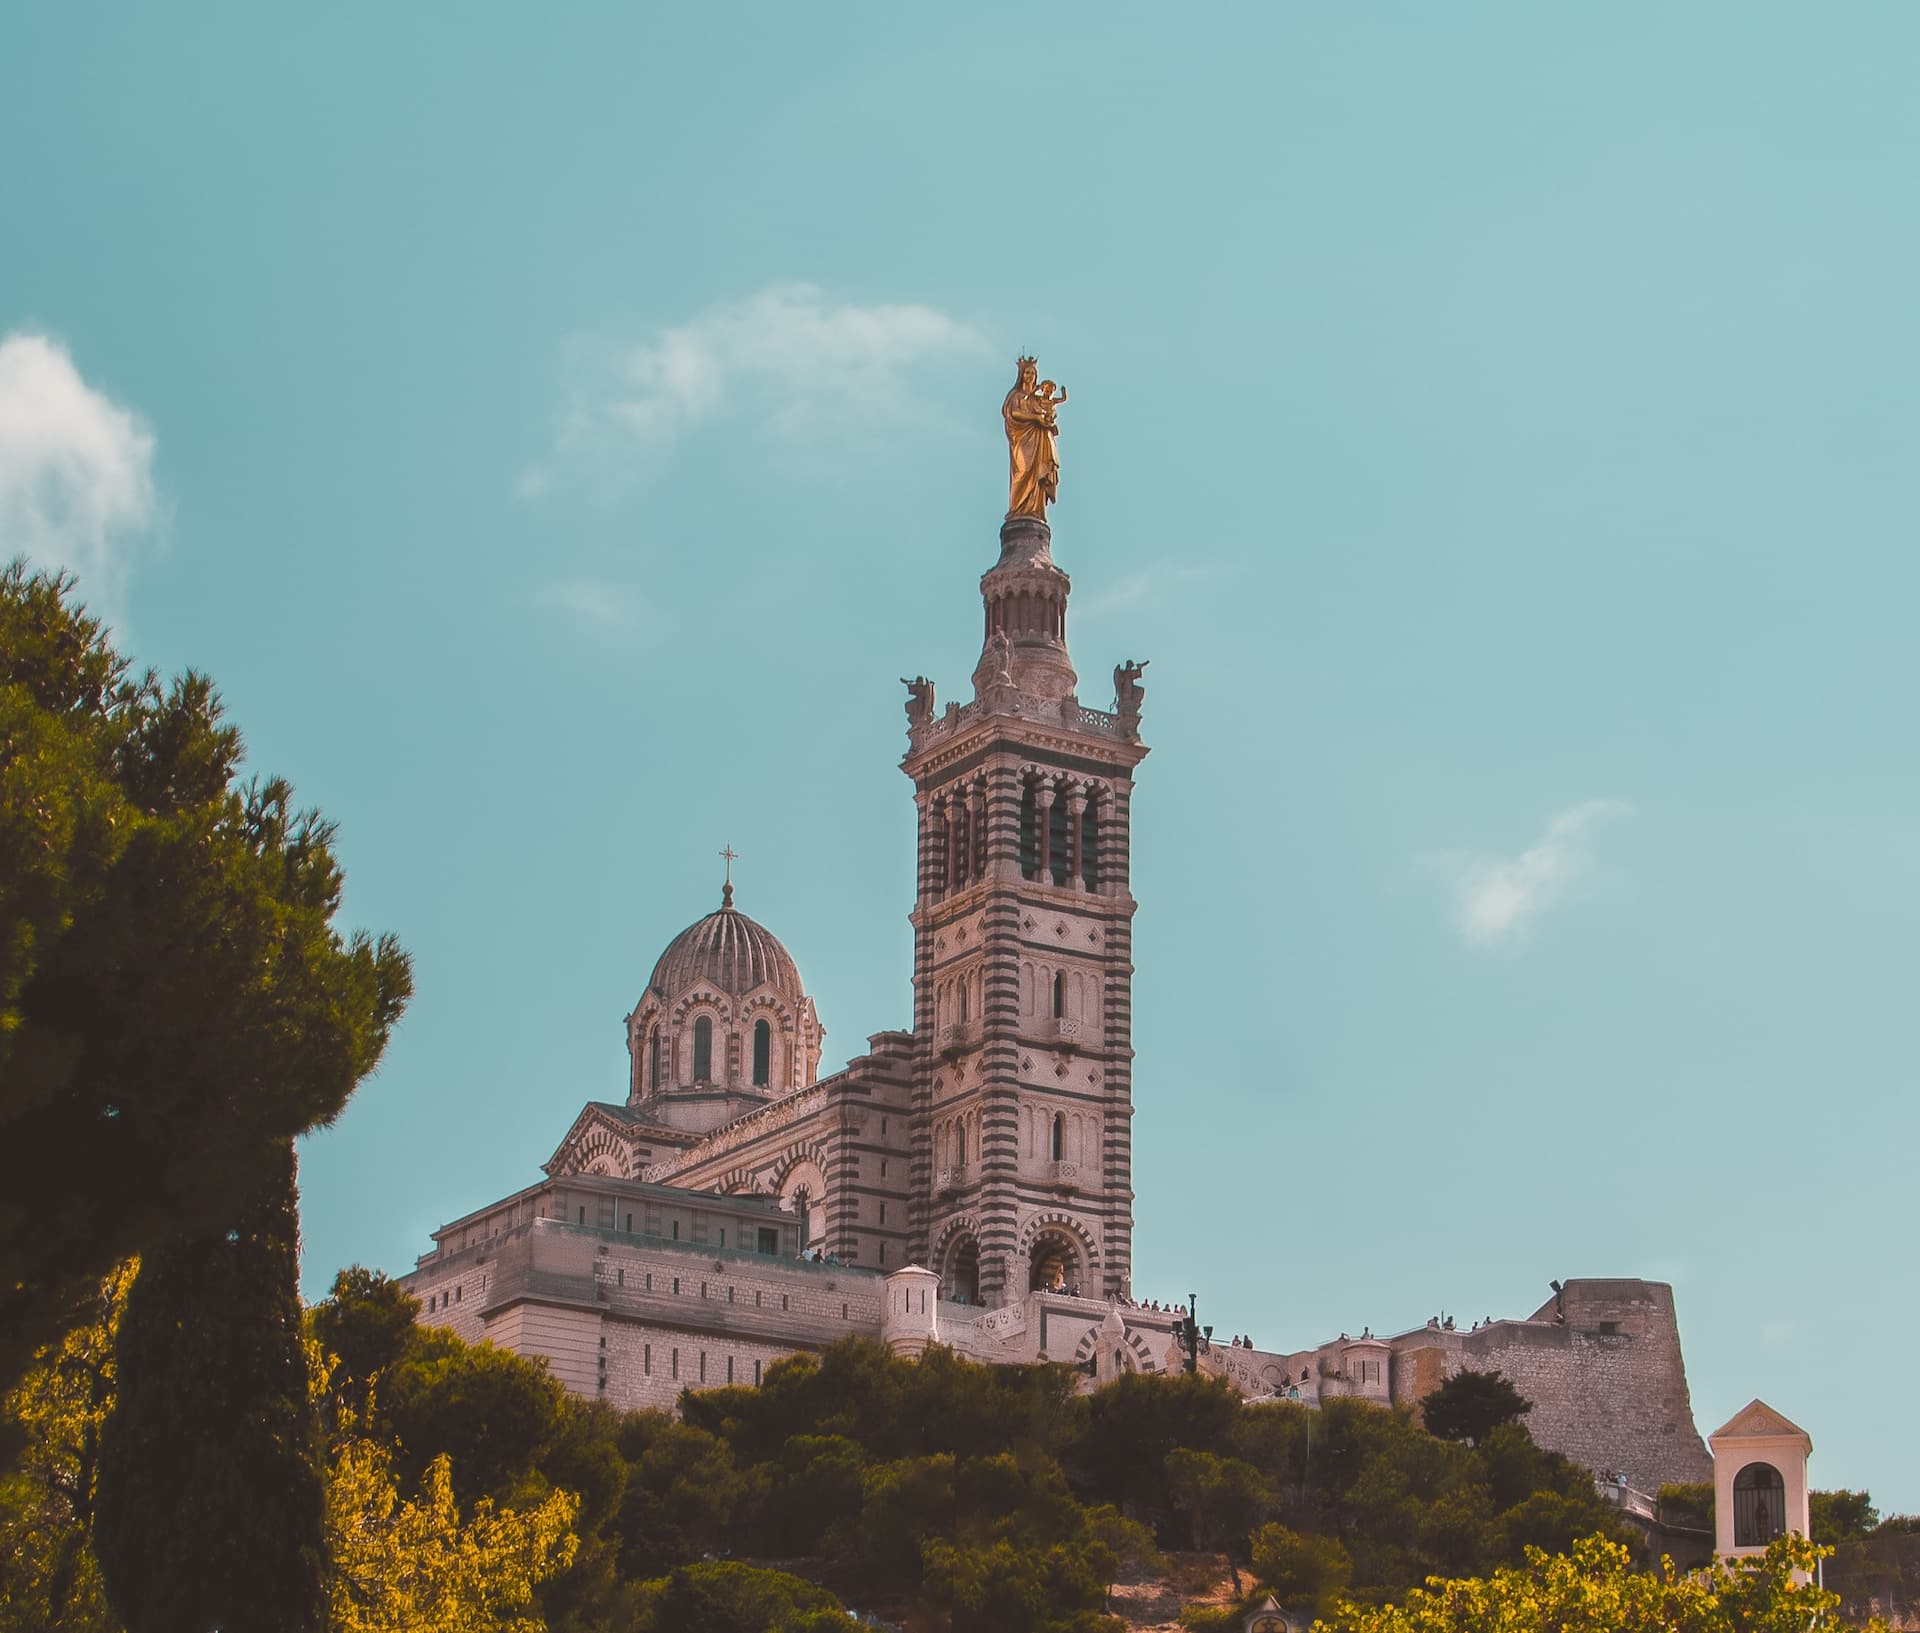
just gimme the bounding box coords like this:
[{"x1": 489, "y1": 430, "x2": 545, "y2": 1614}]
[{"x1": 720, "y1": 843, "x2": 739, "y2": 908}]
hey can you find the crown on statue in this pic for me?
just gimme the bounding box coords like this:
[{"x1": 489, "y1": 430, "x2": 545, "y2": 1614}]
[{"x1": 1017, "y1": 354, "x2": 1038, "y2": 368}]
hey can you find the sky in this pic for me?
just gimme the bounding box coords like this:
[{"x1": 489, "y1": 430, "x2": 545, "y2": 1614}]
[{"x1": 4, "y1": 6, "x2": 1916, "y2": 1509}]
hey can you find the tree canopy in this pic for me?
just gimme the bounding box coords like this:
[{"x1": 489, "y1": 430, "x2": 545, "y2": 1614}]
[
  {"x1": 0, "y1": 561, "x2": 411, "y2": 1390},
  {"x1": 15, "y1": 1274, "x2": 1898, "y2": 1633},
  {"x1": 1417, "y1": 1369, "x2": 1532, "y2": 1448}
]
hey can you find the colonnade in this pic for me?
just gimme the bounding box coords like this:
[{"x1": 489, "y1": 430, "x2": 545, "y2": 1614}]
[{"x1": 922, "y1": 770, "x2": 1116, "y2": 899}]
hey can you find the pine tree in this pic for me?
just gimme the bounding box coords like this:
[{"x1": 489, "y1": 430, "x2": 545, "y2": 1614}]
[
  {"x1": 94, "y1": 1139, "x2": 329, "y2": 1633},
  {"x1": 0, "y1": 561, "x2": 411, "y2": 1391}
]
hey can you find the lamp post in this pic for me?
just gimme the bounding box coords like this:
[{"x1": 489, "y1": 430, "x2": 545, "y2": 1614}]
[{"x1": 1175, "y1": 1292, "x2": 1212, "y2": 1376}]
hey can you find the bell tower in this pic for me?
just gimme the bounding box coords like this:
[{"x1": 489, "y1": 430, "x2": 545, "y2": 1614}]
[{"x1": 901, "y1": 499, "x2": 1149, "y2": 1310}]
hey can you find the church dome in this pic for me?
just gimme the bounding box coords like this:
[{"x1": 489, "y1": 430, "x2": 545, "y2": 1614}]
[{"x1": 647, "y1": 886, "x2": 804, "y2": 1002}]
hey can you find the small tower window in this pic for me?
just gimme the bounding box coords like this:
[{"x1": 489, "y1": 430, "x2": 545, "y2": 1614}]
[
  {"x1": 1081, "y1": 800, "x2": 1100, "y2": 890},
  {"x1": 693, "y1": 1016, "x2": 713, "y2": 1081},
  {"x1": 648, "y1": 1025, "x2": 662, "y2": 1091},
  {"x1": 1052, "y1": 972, "x2": 1065, "y2": 1018},
  {"x1": 752, "y1": 1019, "x2": 771, "y2": 1086},
  {"x1": 1052, "y1": 1111, "x2": 1065, "y2": 1161}
]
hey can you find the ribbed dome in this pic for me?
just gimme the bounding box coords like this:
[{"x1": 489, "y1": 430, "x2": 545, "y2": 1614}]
[{"x1": 647, "y1": 891, "x2": 804, "y2": 1002}]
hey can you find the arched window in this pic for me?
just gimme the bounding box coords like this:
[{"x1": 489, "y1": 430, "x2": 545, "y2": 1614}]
[
  {"x1": 1734, "y1": 1462, "x2": 1786, "y2": 1547},
  {"x1": 1081, "y1": 799, "x2": 1100, "y2": 890},
  {"x1": 1019, "y1": 784, "x2": 1039, "y2": 879},
  {"x1": 958, "y1": 978, "x2": 969, "y2": 1023},
  {"x1": 752, "y1": 1019, "x2": 771, "y2": 1086},
  {"x1": 648, "y1": 1026, "x2": 662, "y2": 1092},
  {"x1": 1051, "y1": 1111, "x2": 1064, "y2": 1161},
  {"x1": 1052, "y1": 971, "x2": 1066, "y2": 1018},
  {"x1": 1048, "y1": 794, "x2": 1072, "y2": 885},
  {"x1": 692, "y1": 1016, "x2": 713, "y2": 1082}
]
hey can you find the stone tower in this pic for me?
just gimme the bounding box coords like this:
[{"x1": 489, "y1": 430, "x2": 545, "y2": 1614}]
[{"x1": 901, "y1": 513, "x2": 1148, "y2": 1309}]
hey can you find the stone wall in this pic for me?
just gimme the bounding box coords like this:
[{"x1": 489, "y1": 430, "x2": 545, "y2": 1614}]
[
  {"x1": 1378, "y1": 1280, "x2": 1712, "y2": 1489},
  {"x1": 407, "y1": 1215, "x2": 889, "y2": 1410}
]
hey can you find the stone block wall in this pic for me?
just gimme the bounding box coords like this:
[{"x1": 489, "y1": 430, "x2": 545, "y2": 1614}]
[{"x1": 1391, "y1": 1280, "x2": 1712, "y2": 1489}]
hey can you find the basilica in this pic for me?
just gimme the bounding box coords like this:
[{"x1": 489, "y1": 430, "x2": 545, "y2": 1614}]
[{"x1": 400, "y1": 371, "x2": 1714, "y2": 1496}]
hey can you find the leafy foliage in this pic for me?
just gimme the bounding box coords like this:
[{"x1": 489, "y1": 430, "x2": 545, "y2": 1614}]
[
  {"x1": 1815, "y1": 1489, "x2": 1882, "y2": 1544},
  {"x1": 627, "y1": 1561, "x2": 848, "y2": 1633},
  {"x1": 1249, "y1": 1523, "x2": 1353, "y2": 1619},
  {"x1": 20, "y1": 1272, "x2": 1875, "y2": 1633},
  {"x1": 326, "y1": 1434, "x2": 578, "y2": 1633},
  {"x1": 0, "y1": 561, "x2": 411, "y2": 1392},
  {"x1": 0, "y1": 1262, "x2": 134, "y2": 1633},
  {"x1": 1314, "y1": 1531, "x2": 1889, "y2": 1633},
  {"x1": 1658, "y1": 1479, "x2": 1715, "y2": 1532}
]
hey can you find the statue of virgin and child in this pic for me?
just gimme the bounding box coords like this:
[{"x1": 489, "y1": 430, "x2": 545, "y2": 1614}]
[{"x1": 1003, "y1": 356, "x2": 1067, "y2": 520}]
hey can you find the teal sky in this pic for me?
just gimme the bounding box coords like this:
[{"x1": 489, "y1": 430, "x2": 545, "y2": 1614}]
[{"x1": 5, "y1": 7, "x2": 1916, "y2": 1508}]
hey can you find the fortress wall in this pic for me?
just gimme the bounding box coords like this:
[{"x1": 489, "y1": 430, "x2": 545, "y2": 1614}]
[{"x1": 1403, "y1": 1280, "x2": 1712, "y2": 1489}]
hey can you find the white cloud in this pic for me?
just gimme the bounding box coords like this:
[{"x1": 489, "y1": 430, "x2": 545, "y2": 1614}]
[
  {"x1": 1453, "y1": 799, "x2": 1629, "y2": 944},
  {"x1": 0, "y1": 331, "x2": 159, "y2": 624},
  {"x1": 535, "y1": 577, "x2": 637, "y2": 630},
  {"x1": 523, "y1": 283, "x2": 986, "y2": 490}
]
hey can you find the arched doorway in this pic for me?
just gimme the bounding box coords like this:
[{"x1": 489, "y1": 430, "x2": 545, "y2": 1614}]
[
  {"x1": 941, "y1": 1235, "x2": 981, "y2": 1305},
  {"x1": 1028, "y1": 1230, "x2": 1081, "y2": 1294}
]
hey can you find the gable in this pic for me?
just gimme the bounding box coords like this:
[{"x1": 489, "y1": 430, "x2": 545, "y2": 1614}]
[
  {"x1": 545, "y1": 1103, "x2": 649, "y2": 1178},
  {"x1": 1710, "y1": 1397, "x2": 1811, "y2": 1446}
]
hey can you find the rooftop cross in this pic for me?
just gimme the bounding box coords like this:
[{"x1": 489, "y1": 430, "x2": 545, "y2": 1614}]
[{"x1": 720, "y1": 844, "x2": 739, "y2": 908}]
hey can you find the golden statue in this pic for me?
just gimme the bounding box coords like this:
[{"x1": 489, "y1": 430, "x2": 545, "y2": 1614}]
[{"x1": 1003, "y1": 356, "x2": 1066, "y2": 519}]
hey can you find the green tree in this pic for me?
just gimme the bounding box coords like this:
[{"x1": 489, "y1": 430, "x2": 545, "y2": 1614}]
[
  {"x1": 628, "y1": 1561, "x2": 848, "y2": 1633},
  {"x1": 1417, "y1": 1370, "x2": 1532, "y2": 1448},
  {"x1": 0, "y1": 562, "x2": 411, "y2": 1391},
  {"x1": 1166, "y1": 1448, "x2": 1275, "y2": 1589},
  {"x1": 310, "y1": 1265, "x2": 422, "y2": 1413},
  {"x1": 1082, "y1": 1502, "x2": 1163, "y2": 1611},
  {"x1": 1248, "y1": 1522, "x2": 1353, "y2": 1620},
  {"x1": 1814, "y1": 1489, "x2": 1882, "y2": 1544},
  {"x1": 94, "y1": 1139, "x2": 328, "y2": 1633},
  {"x1": 851, "y1": 1452, "x2": 956, "y2": 1584},
  {"x1": 610, "y1": 1414, "x2": 746, "y2": 1582},
  {"x1": 380, "y1": 1331, "x2": 571, "y2": 1509},
  {"x1": 1064, "y1": 1370, "x2": 1242, "y2": 1530}
]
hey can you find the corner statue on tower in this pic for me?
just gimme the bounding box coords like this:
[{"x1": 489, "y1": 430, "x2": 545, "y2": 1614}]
[{"x1": 1003, "y1": 356, "x2": 1066, "y2": 520}]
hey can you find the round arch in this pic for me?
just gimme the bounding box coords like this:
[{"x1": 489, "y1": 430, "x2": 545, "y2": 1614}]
[
  {"x1": 1070, "y1": 1325, "x2": 1159, "y2": 1377},
  {"x1": 1733, "y1": 1461, "x2": 1787, "y2": 1548},
  {"x1": 1027, "y1": 1228, "x2": 1083, "y2": 1294},
  {"x1": 777, "y1": 1154, "x2": 828, "y2": 1254},
  {"x1": 1018, "y1": 1210, "x2": 1099, "y2": 1267},
  {"x1": 932, "y1": 1216, "x2": 984, "y2": 1306}
]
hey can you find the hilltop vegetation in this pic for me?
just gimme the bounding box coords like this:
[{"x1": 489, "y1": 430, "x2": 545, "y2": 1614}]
[{"x1": 8, "y1": 1265, "x2": 1651, "y2": 1633}]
